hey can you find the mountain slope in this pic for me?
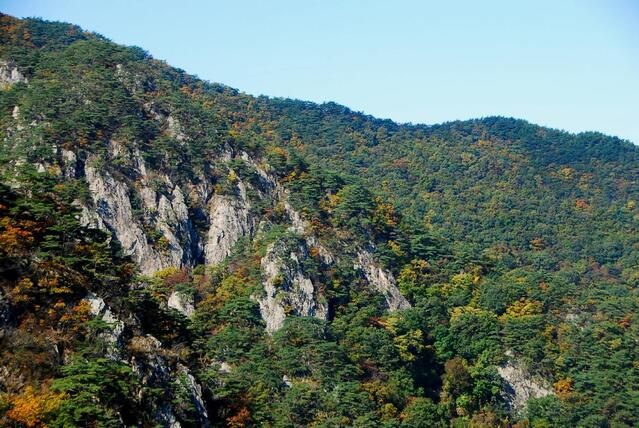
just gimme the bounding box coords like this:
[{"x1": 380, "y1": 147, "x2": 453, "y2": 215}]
[{"x1": 0, "y1": 14, "x2": 638, "y2": 427}]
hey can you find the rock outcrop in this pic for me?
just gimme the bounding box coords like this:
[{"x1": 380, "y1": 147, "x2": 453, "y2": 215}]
[
  {"x1": 75, "y1": 305, "x2": 211, "y2": 427},
  {"x1": 257, "y1": 238, "x2": 328, "y2": 332},
  {"x1": 84, "y1": 158, "x2": 165, "y2": 274},
  {"x1": 83, "y1": 144, "x2": 204, "y2": 275},
  {"x1": 168, "y1": 291, "x2": 195, "y2": 318},
  {"x1": 0, "y1": 60, "x2": 27, "y2": 88},
  {"x1": 498, "y1": 355, "x2": 554, "y2": 414},
  {"x1": 355, "y1": 250, "x2": 411, "y2": 311},
  {"x1": 34, "y1": 135, "x2": 409, "y2": 334},
  {"x1": 129, "y1": 335, "x2": 209, "y2": 428},
  {"x1": 75, "y1": 144, "x2": 275, "y2": 276},
  {"x1": 83, "y1": 293, "x2": 126, "y2": 359},
  {"x1": 176, "y1": 364, "x2": 209, "y2": 423},
  {"x1": 204, "y1": 181, "x2": 255, "y2": 265}
]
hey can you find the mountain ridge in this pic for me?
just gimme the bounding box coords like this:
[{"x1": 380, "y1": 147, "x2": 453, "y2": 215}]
[{"x1": 1, "y1": 13, "x2": 638, "y2": 428}]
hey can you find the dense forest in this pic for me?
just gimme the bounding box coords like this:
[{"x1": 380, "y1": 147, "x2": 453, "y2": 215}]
[{"x1": 0, "y1": 14, "x2": 638, "y2": 428}]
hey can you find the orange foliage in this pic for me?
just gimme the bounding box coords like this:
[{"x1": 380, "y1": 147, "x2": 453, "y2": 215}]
[
  {"x1": 0, "y1": 217, "x2": 38, "y2": 254},
  {"x1": 619, "y1": 314, "x2": 632, "y2": 329},
  {"x1": 530, "y1": 237, "x2": 545, "y2": 250},
  {"x1": 392, "y1": 158, "x2": 408, "y2": 168},
  {"x1": 227, "y1": 406, "x2": 251, "y2": 428},
  {"x1": 59, "y1": 300, "x2": 91, "y2": 333},
  {"x1": 575, "y1": 199, "x2": 590, "y2": 209},
  {"x1": 6, "y1": 385, "x2": 64, "y2": 427},
  {"x1": 37, "y1": 260, "x2": 78, "y2": 294},
  {"x1": 309, "y1": 246, "x2": 320, "y2": 258}
]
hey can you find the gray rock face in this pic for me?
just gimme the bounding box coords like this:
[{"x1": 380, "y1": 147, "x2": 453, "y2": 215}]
[
  {"x1": 80, "y1": 146, "x2": 261, "y2": 275},
  {"x1": 154, "y1": 186, "x2": 200, "y2": 267},
  {"x1": 258, "y1": 239, "x2": 328, "y2": 332},
  {"x1": 0, "y1": 60, "x2": 27, "y2": 87},
  {"x1": 129, "y1": 336, "x2": 181, "y2": 427},
  {"x1": 355, "y1": 250, "x2": 411, "y2": 311},
  {"x1": 130, "y1": 336, "x2": 209, "y2": 427},
  {"x1": 78, "y1": 203, "x2": 107, "y2": 231},
  {"x1": 176, "y1": 364, "x2": 209, "y2": 424},
  {"x1": 498, "y1": 356, "x2": 554, "y2": 414},
  {"x1": 67, "y1": 145, "x2": 408, "y2": 334},
  {"x1": 166, "y1": 114, "x2": 187, "y2": 142},
  {"x1": 204, "y1": 181, "x2": 255, "y2": 266},
  {"x1": 61, "y1": 148, "x2": 78, "y2": 178},
  {"x1": 83, "y1": 149, "x2": 202, "y2": 275},
  {"x1": 85, "y1": 158, "x2": 165, "y2": 274},
  {"x1": 83, "y1": 293, "x2": 125, "y2": 359},
  {"x1": 85, "y1": 145, "x2": 261, "y2": 275},
  {"x1": 168, "y1": 291, "x2": 195, "y2": 318},
  {"x1": 250, "y1": 177, "x2": 412, "y2": 331}
]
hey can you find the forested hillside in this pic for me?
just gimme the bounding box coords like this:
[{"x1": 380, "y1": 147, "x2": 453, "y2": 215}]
[{"x1": 0, "y1": 14, "x2": 637, "y2": 428}]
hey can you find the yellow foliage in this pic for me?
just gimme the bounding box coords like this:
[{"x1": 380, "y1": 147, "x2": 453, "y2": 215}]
[
  {"x1": 374, "y1": 196, "x2": 398, "y2": 227},
  {"x1": 380, "y1": 314, "x2": 401, "y2": 335},
  {"x1": 213, "y1": 274, "x2": 249, "y2": 307},
  {"x1": 460, "y1": 152, "x2": 475, "y2": 165},
  {"x1": 283, "y1": 170, "x2": 298, "y2": 183},
  {"x1": 388, "y1": 240, "x2": 405, "y2": 258},
  {"x1": 361, "y1": 380, "x2": 395, "y2": 405},
  {"x1": 559, "y1": 167, "x2": 574, "y2": 179},
  {"x1": 504, "y1": 298, "x2": 543, "y2": 318},
  {"x1": 157, "y1": 236, "x2": 170, "y2": 253},
  {"x1": 394, "y1": 329, "x2": 424, "y2": 362},
  {"x1": 446, "y1": 270, "x2": 480, "y2": 291},
  {"x1": 11, "y1": 277, "x2": 35, "y2": 303},
  {"x1": 380, "y1": 315, "x2": 424, "y2": 362},
  {"x1": 6, "y1": 385, "x2": 64, "y2": 427},
  {"x1": 397, "y1": 264, "x2": 418, "y2": 285},
  {"x1": 380, "y1": 403, "x2": 398, "y2": 420},
  {"x1": 268, "y1": 146, "x2": 288, "y2": 157},
  {"x1": 320, "y1": 195, "x2": 340, "y2": 213},
  {"x1": 553, "y1": 378, "x2": 573, "y2": 398},
  {"x1": 154, "y1": 266, "x2": 181, "y2": 279},
  {"x1": 450, "y1": 306, "x2": 485, "y2": 322}
]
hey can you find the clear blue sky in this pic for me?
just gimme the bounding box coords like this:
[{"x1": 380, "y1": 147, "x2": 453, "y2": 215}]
[{"x1": 3, "y1": 0, "x2": 639, "y2": 143}]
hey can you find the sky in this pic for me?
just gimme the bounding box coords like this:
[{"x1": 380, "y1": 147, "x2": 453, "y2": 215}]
[{"x1": 2, "y1": 0, "x2": 639, "y2": 143}]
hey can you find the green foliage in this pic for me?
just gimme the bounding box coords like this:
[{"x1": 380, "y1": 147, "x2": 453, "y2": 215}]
[
  {"x1": 52, "y1": 354, "x2": 136, "y2": 427},
  {"x1": 401, "y1": 397, "x2": 447, "y2": 427},
  {"x1": 1, "y1": 13, "x2": 638, "y2": 427}
]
